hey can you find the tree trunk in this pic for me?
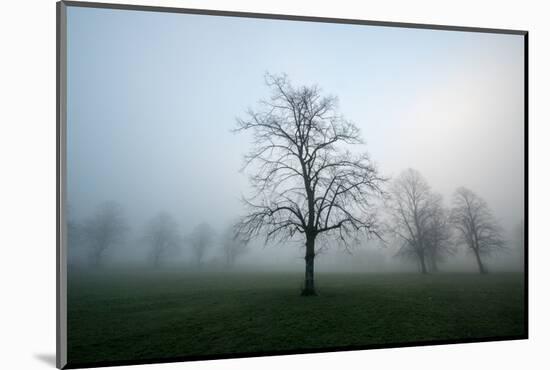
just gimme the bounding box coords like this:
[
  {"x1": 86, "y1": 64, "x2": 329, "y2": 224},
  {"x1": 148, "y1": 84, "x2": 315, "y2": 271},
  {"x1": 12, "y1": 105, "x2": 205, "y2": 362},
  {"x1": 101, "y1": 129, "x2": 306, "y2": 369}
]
[
  {"x1": 428, "y1": 252, "x2": 438, "y2": 273},
  {"x1": 302, "y1": 235, "x2": 317, "y2": 296},
  {"x1": 419, "y1": 252, "x2": 428, "y2": 274},
  {"x1": 474, "y1": 249, "x2": 487, "y2": 274}
]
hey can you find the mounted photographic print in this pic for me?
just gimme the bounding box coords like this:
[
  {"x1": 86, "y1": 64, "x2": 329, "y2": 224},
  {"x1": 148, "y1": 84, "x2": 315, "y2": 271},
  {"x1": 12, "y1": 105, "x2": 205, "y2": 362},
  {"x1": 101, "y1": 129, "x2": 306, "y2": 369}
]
[{"x1": 57, "y1": 1, "x2": 528, "y2": 368}]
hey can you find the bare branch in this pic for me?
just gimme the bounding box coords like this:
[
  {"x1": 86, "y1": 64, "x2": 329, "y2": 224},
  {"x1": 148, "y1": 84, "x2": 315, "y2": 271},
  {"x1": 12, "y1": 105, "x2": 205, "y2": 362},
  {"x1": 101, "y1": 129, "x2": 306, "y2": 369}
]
[{"x1": 234, "y1": 74, "x2": 386, "y2": 251}]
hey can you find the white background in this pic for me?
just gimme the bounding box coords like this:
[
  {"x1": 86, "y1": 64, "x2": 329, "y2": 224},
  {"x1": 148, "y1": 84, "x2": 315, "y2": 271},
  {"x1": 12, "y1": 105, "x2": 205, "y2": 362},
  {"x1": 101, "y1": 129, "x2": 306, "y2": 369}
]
[{"x1": 0, "y1": 0, "x2": 546, "y2": 369}]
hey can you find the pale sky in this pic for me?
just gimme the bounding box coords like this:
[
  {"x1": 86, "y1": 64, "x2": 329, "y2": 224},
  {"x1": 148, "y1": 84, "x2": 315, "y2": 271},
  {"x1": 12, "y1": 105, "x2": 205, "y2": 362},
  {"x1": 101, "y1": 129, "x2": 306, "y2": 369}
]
[{"x1": 66, "y1": 6, "x2": 524, "y2": 263}]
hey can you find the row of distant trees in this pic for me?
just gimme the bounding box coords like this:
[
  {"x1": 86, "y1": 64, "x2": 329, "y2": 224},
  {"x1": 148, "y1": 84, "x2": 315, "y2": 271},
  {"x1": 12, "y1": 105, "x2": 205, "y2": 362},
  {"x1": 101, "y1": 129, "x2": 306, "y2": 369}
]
[
  {"x1": 68, "y1": 73, "x2": 525, "y2": 298},
  {"x1": 68, "y1": 184, "x2": 523, "y2": 274},
  {"x1": 68, "y1": 205, "x2": 249, "y2": 269},
  {"x1": 231, "y1": 73, "x2": 525, "y2": 295},
  {"x1": 386, "y1": 168, "x2": 522, "y2": 275}
]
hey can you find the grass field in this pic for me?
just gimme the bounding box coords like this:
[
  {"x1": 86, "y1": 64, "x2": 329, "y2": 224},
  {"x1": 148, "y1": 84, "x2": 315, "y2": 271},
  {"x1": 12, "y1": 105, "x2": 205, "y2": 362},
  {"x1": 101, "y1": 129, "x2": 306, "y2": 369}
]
[{"x1": 67, "y1": 270, "x2": 525, "y2": 366}]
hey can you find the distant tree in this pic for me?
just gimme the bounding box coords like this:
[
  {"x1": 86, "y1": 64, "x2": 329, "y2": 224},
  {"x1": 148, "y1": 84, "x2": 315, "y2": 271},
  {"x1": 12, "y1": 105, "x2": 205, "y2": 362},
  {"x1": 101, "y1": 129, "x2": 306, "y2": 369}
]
[
  {"x1": 143, "y1": 212, "x2": 182, "y2": 267},
  {"x1": 83, "y1": 201, "x2": 128, "y2": 267},
  {"x1": 450, "y1": 187, "x2": 505, "y2": 274},
  {"x1": 424, "y1": 204, "x2": 454, "y2": 272},
  {"x1": 387, "y1": 169, "x2": 451, "y2": 273},
  {"x1": 187, "y1": 222, "x2": 215, "y2": 267},
  {"x1": 221, "y1": 226, "x2": 249, "y2": 267},
  {"x1": 234, "y1": 73, "x2": 386, "y2": 296}
]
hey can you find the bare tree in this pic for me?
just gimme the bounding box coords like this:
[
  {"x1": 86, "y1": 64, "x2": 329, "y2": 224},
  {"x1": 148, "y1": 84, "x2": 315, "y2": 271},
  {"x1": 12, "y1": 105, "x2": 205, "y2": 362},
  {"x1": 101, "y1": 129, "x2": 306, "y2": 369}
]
[
  {"x1": 423, "y1": 203, "x2": 454, "y2": 272},
  {"x1": 143, "y1": 212, "x2": 182, "y2": 268},
  {"x1": 83, "y1": 201, "x2": 128, "y2": 267},
  {"x1": 450, "y1": 187, "x2": 505, "y2": 274},
  {"x1": 234, "y1": 73, "x2": 385, "y2": 295},
  {"x1": 187, "y1": 222, "x2": 215, "y2": 267},
  {"x1": 387, "y1": 169, "x2": 450, "y2": 274},
  {"x1": 221, "y1": 226, "x2": 249, "y2": 268}
]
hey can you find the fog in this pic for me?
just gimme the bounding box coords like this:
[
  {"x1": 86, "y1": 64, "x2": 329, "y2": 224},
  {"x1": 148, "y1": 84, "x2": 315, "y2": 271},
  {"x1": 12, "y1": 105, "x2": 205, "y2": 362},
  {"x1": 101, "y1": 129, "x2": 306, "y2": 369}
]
[{"x1": 66, "y1": 7, "x2": 524, "y2": 273}]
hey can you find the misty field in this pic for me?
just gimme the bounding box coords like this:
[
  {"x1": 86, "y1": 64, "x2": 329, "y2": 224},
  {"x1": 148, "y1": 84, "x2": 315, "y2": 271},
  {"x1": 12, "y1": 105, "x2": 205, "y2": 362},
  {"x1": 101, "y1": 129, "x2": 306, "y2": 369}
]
[{"x1": 67, "y1": 270, "x2": 525, "y2": 365}]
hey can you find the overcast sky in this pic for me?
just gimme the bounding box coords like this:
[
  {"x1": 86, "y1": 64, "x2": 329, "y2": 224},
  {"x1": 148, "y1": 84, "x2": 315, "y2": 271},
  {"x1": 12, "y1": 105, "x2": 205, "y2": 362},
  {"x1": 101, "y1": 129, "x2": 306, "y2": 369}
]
[{"x1": 66, "y1": 6, "x2": 524, "y2": 264}]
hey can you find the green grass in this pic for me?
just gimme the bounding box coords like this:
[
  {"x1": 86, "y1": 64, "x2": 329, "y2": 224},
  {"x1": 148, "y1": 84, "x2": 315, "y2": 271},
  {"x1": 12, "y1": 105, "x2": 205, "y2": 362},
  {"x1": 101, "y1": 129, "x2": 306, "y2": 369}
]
[{"x1": 67, "y1": 270, "x2": 525, "y2": 365}]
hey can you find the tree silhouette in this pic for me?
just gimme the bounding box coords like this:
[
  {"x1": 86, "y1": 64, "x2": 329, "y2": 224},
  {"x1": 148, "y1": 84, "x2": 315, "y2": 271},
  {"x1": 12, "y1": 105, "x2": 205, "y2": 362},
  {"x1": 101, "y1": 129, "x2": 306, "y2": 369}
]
[
  {"x1": 235, "y1": 73, "x2": 385, "y2": 295},
  {"x1": 187, "y1": 222, "x2": 215, "y2": 268},
  {"x1": 450, "y1": 187, "x2": 505, "y2": 274},
  {"x1": 143, "y1": 212, "x2": 182, "y2": 268},
  {"x1": 387, "y1": 169, "x2": 451, "y2": 273},
  {"x1": 423, "y1": 202, "x2": 454, "y2": 272},
  {"x1": 83, "y1": 201, "x2": 128, "y2": 267},
  {"x1": 221, "y1": 225, "x2": 249, "y2": 268}
]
